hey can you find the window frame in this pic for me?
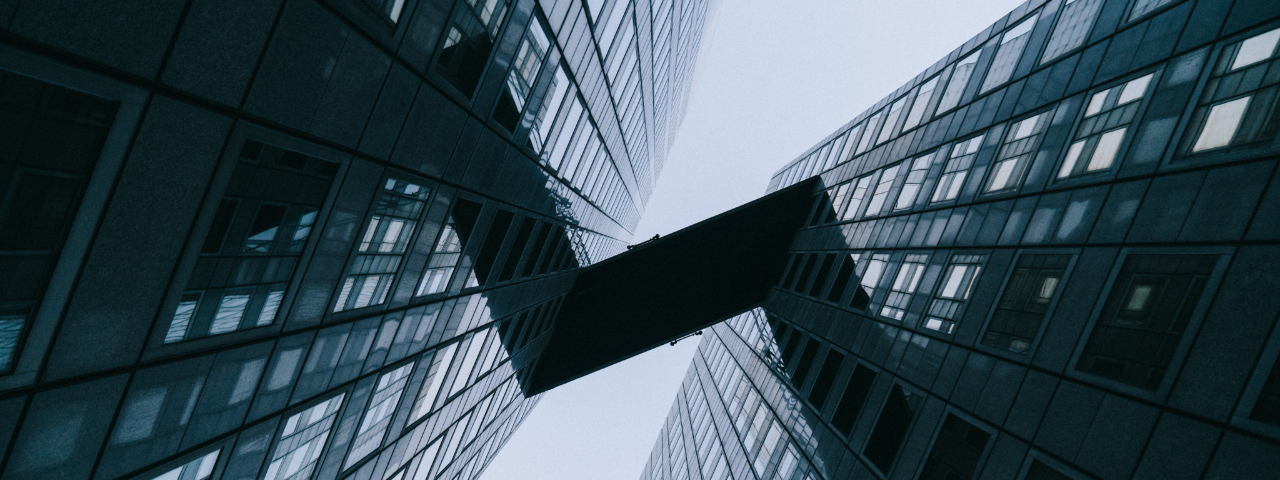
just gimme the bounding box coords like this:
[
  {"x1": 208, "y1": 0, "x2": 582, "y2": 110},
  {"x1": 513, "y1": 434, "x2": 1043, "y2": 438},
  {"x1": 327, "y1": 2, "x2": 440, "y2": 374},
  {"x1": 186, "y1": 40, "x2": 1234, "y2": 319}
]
[
  {"x1": 910, "y1": 408, "x2": 996, "y2": 480},
  {"x1": 975, "y1": 249, "x2": 1079, "y2": 361},
  {"x1": 1167, "y1": 22, "x2": 1280, "y2": 168},
  {"x1": 1232, "y1": 314, "x2": 1280, "y2": 438},
  {"x1": 920, "y1": 252, "x2": 990, "y2": 337},
  {"x1": 979, "y1": 107, "x2": 1056, "y2": 197},
  {"x1": 1066, "y1": 247, "x2": 1231, "y2": 400},
  {"x1": 150, "y1": 124, "x2": 349, "y2": 356},
  {"x1": 1051, "y1": 68, "x2": 1163, "y2": 185}
]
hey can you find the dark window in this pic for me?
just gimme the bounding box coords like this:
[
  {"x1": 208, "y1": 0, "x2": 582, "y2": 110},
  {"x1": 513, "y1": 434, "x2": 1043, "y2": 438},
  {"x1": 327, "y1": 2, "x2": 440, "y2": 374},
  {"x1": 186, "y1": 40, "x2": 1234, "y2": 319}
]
[
  {"x1": 826, "y1": 254, "x2": 857, "y2": 303},
  {"x1": 791, "y1": 254, "x2": 818, "y2": 292},
  {"x1": 471, "y1": 210, "x2": 514, "y2": 287},
  {"x1": 808, "y1": 189, "x2": 833, "y2": 226},
  {"x1": 831, "y1": 364, "x2": 877, "y2": 435},
  {"x1": 166, "y1": 141, "x2": 338, "y2": 343},
  {"x1": 919, "y1": 414, "x2": 991, "y2": 480},
  {"x1": 436, "y1": 0, "x2": 511, "y2": 96},
  {"x1": 808, "y1": 253, "x2": 837, "y2": 297},
  {"x1": 0, "y1": 71, "x2": 117, "y2": 372},
  {"x1": 779, "y1": 253, "x2": 800, "y2": 288},
  {"x1": 335, "y1": 178, "x2": 431, "y2": 312},
  {"x1": 982, "y1": 254, "x2": 1071, "y2": 353},
  {"x1": 498, "y1": 217, "x2": 536, "y2": 282},
  {"x1": 494, "y1": 15, "x2": 551, "y2": 131},
  {"x1": 863, "y1": 384, "x2": 922, "y2": 474},
  {"x1": 791, "y1": 339, "x2": 822, "y2": 388},
  {"x1": 520, "y1": 223, "x2": 552, "y2": 278},
  {"x1": 808, "y1": 350, "x2": 845, "y2": 410},
  {"x1": 1179, "y1": 27, "x2": 1280, "y2": 156},
  {"x1": 1077, "y1": 254, "x2": 1217, "y2": 389},
  {"x1": 1024, "y1": 459, "x2": 1073, "y2": 480},
  {"x1": 416, "y1": 198, "x2": 482, "y2": 296},
  {"x1": 781, "y1": 331, "x2": 804, "y2": 367},
  {"x1": 1250, "y1": 353, "x2": 1280, "y2": 426}
]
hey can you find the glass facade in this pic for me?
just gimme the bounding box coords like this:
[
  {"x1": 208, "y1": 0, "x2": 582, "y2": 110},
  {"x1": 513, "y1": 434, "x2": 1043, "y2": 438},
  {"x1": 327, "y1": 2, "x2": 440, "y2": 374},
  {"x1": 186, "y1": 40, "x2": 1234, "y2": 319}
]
[
  {"x1": 0, "y1": 1, "x2": 713, "y2": 480},
  {"x1": 650, "y1": 1, "x2": 1280, "y2": 480}
]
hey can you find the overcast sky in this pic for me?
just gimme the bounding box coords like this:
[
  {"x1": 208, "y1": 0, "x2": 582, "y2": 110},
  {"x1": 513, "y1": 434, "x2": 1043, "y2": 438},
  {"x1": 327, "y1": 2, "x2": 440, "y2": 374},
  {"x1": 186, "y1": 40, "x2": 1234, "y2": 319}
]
[{"x1": 481, "y1": 0, "x2": 1027, "y2": 478}]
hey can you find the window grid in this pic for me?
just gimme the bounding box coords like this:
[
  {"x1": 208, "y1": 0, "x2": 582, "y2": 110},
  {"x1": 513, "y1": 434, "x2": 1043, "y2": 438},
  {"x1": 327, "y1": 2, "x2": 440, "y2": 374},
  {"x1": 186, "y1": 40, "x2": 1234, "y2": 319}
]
[
  {"x1": 985, "y1": 113, "x2": 1048, "y2": 193},
  {"x1": 335, "y1": 178, "x2": 430, "y2": 312},
  {"x1": 1058, "y1": 73, "x2": 1154, "y2": 179},
  {"x1": 924, "y1": 254, "x2": 985, "y2": 334},
  {"x1": 1180, "y1": 27, "x2": 1280, "y2": 155},
  {"x1": 881, "y1": 254, "x2": 928, "y2": 321},
  {"x1": 932, "y1": 134, "x2": 985, "y2": 203}
]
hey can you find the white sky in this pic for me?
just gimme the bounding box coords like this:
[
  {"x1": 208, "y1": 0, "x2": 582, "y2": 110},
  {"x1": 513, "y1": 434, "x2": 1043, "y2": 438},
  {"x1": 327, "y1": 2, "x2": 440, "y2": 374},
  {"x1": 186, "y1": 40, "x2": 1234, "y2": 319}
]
[{"x1": 481, "y1": 0, "x2": 1027, "y2": 478}]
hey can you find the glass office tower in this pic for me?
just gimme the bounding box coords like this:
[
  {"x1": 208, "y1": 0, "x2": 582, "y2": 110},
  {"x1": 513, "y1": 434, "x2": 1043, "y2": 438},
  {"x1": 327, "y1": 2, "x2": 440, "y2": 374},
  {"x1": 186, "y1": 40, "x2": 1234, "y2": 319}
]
[
  {"x1": 645, "y1": 0, "x2": 1280, "y2": 479},
  {"x1": 0, "y1": 0, "x2": 713, "y2": 479}
]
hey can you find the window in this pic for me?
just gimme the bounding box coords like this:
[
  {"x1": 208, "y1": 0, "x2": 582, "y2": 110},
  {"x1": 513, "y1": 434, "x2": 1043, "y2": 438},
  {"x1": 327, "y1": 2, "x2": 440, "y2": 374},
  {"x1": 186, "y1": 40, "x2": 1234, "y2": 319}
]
[
  {"x1": 831, "y1": 364, "x2": 876, "y2": 435},
  {"x1": 895, "y1": 152, "x2": 935, "y2": 210},
  {"x1": 932, "y1": 134, "x2": 984, "y2": 202},
  {"x1": 922, "y1": 255, "x2": 984, "y2": 334},
  {"x1": 0, "y1": 71, "x2": 117, "y2": 372},
  {"x1": 841, "y1": 175, "x2": 874, "y2": 221},
  {"x1": 903, "y1": 76, "x2": 939, "y2": 131},
  {"x1": 468, "y1": 210, "x2": 514, "y2": 287},
  {"x1": 826, "y1": 253, "x2": 861, "y2": 303},
  {"x1": 494, "y1": 16, "x2": 551, "y2": 131},
  {"x1": 1023, "y1": 459, "x2": 1076, "y2": 480},
  {"x1": 448, "y1": 329, "x2": 492, "y2": 397},
  {"x1": 1180, "y1": 27, "x2": 1280, "y2": 154},
  {"x1": 877, "y1": 97, "x2": 907, "y2": 144},
  {"x1": 436, "y1": 0, "x2": 511, "y2": 96},
  {"x1": 363, "y1": 0, "x2": 408, "y2": 23},
  {"x1": 526, "y1": 66, "x2": 571, "y2": 152},
  {"x1": 263, "y1": 394, "x2": 345, "y2": 480},
  {"x1": 863, "y1": 384, "x2": 921, "y2": 474},
  {"x1": 791, "y1": 338, "x2": 822, "y2": 387},
  {"x1": 416, "y1": 199, "x2": 482, "y2": 296},
  {"x1": 985, "y1": 113, "x2": 1048, "y2": 193},
  {"x1": 936, "y1": 52, "x2": 979, "y2": 113},
  {"x1": 859, "y1": 253, "x2": 890, "y2": 301},
  {"x1": 919, "y1": 414, "x2": 991, "y2": 480},
  {"x1": 410, "y1": 343, "x2": 458, "y2": 422},
  {"x1": 1129, "y1": 0, "x2": 1175, "y2": 21},
  {"x1": 819, "y1": 182, "x2": 851, "y2": 225},
  {"x1": 149, "y1": 450, "x2": 219, "y2": 480},
  {"x1": 982, "y1": 254, "x2": 1070, "y2": 353},
  {"x1": 166, "y1": 141, "x2": 338, "y2": 343},
  {"x1": 881, "y1": 254, "x2": 928, "y2": 321},
  {"x1": 981, "y1": 15, "x2": 1037, "y2": 93},
  {"x1": 864, "y1": 165, "x2": 901, "y2": 216},
  {"x1": 335, "y1": 179, "x2": 431, "y2": 312},
  {"x1": 346, "y1": 362, "x2": 415, "y2": 467},
  {"x1": 1076, "y1": 254, "x2": 1217, "y2": 390},
  {"x1": 807, "y1": 253, "x2": 838, "y2": 297},
  {"x1": 807, "y1": 350, "x2": 845, "y2": 410},
  {"x1": 1250, "y1": 353, "x2": 1280, "y2": 426},
  {"x1": 1058, "y1": 73, "x2": 1154, "y2": 178},
  {"x1": 856, "y1": 111, "x2": 884, "y2": 154},
  {"x1": 1041, "y1": 0, "x2": 1104, "y2": 64},
  {"x1": 598, "y1": 2, "x2": 630, "y2": 54},
  {"x1": 752, "y1": 421, "x2": 783, "y2": 475}
]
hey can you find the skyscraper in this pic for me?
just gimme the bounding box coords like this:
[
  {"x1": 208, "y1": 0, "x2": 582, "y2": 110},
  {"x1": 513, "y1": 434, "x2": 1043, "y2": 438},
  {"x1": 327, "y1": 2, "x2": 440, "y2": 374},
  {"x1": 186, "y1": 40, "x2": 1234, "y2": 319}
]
[
  {"x1": 644, "y1": 0, "x2": 1280, "y2": 479},
  {"x1": 0, "y1": 0, "x2": 713, "y2": 479}
]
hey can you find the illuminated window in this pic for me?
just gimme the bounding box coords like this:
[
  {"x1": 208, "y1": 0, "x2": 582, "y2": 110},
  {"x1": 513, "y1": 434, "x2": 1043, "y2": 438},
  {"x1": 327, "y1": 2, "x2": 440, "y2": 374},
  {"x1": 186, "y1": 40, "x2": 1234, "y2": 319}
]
[
  {"x1": 881, "y1": 254, "x2": 928, "y2": 321},
  {"x1": 924, "y1": 255, "x2": 985, "y2": 334},
  {"x1": 335, "y1": 179, "x2": 431, "y2": 312},
  {"x1": 985, "y1": 113, "x2": 1048, "y2": 193},
  {"x1": 1042, "y1": 0, "x2": 1104, "y2": 63},
  {"x1": 494, "y1": 16, "x2": 552, "y2": 131},
  {"x1": 263, "y1": 394, "x2": 345, "y2": 480},
  {"x1": 895, "y1": 152, "x2": 935, "y2": 210},
  {"x1": 936, "y1": 52, "x2": 979, "y2": 113},
  {"x1": 346, "y1": 362, "x2": 415, "y2": 467},
  {"x1": 1058, "y1": 74, "x2": 1154, "y2": 178},
  {"x1": 1180, "y1": 28, "x2": 1280, "y2": 155},
  {"x1": 416, "y1": 199, "x2": 482, "y2": 296},
  {"x1": 864, "y1": 164, "x2": 901, "y2": 217},
  {"x1": 933, "y1": 134, "x2": 984, "y2": 202},
  {"x1": 902, "y1": 76, "x2": 939, "y2": 131}
]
